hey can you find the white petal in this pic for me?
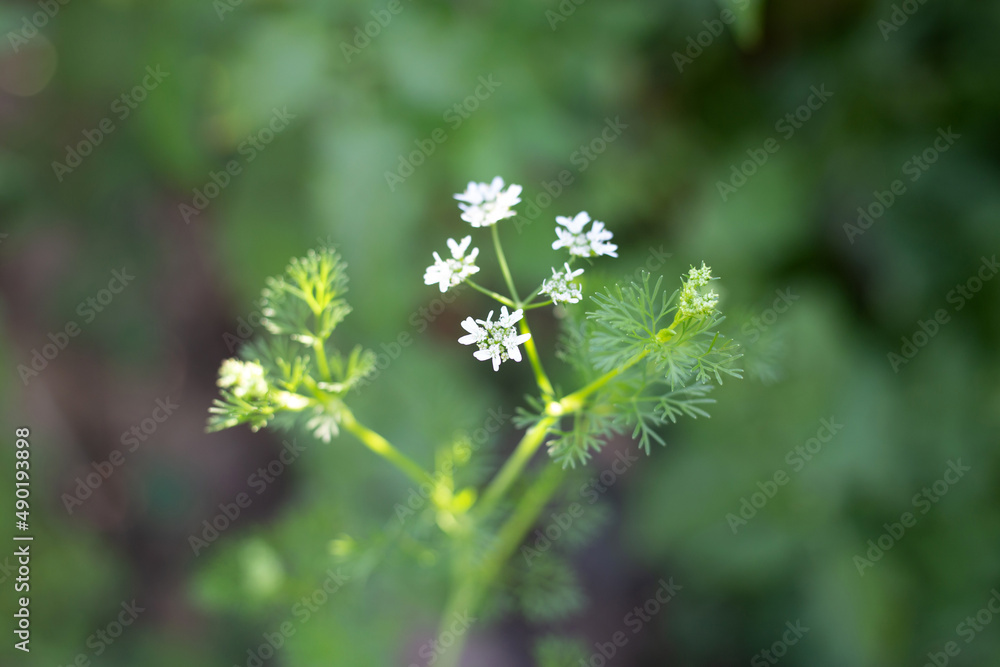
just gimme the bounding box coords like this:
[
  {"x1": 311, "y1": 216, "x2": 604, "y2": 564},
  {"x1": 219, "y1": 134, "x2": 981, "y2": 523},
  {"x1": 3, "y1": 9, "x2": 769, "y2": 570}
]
[
  {"x1": 460, "y1": 317, "x2": 480, "y2": 334},
  {"x1": 474, "y1": 349, "x2": 493, "y2": 361},
  {"x1": 507, "y1": 346, "x2": 522, "y2": 362}
]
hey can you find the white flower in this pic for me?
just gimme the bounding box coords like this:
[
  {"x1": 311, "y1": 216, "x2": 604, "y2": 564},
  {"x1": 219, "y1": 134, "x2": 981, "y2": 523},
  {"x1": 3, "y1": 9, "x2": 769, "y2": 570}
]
[
  {"x1": 218, "y1": 359, "x2": 269, "y2": 399},
  {"x1": 423, "y1": 236, "x2": 481, "y2": 292},
  {"x1": 541, "y1": 262, "x2": 585, "y2": 305},
  {"x1": 454, "y1": 176, "x2": 522, "y2": 227},
  {"x1": 678, "y1": 263, "x2": 719, "y2": 318},
  {"x1": 552, "y1": 211, "x2": 618, "y2": 258},
  {"x1": 458, "y1": 306, "x2": 532, "y2": 371}
]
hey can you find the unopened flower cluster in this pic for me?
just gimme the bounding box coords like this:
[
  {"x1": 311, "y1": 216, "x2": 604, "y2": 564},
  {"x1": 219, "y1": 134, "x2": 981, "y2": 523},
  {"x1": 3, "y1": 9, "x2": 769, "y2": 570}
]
[
  {"x1": 678, "y1": 263, "x2": 719, "y2": 318},
  {"x1": 218, "y1": 359, "x2": 268, "y2": 399}
]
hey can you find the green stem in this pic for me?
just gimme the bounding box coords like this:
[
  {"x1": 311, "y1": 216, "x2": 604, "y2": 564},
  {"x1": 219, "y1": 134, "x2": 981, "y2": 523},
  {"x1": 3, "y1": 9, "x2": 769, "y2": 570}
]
[
  {"x1": 475, "y1": 415, "x2": 557, "y2": 519},
  {"x1": 491, "y1": 225, "x2": 520, "y2": 304},
  {"x1": 563, "y1": 349, "x2": 650, "y2": 409},
  {"x1": 436, "y1": 464, "x2": 566, "y2": 667},
  {"x1": 464, "y1": 280, "x2": 516, "y2": 307},
  {"x1": 477, "y1": 347, "x2": 651, "y2": 518},
  {"x1": 339, "y1": 407, "x2": 435, "y2": 488},
  {"x1": 519, "y1": 318, "x2": 554, "y2": 400},
  {"x1": 313, "y1": 339, "x2": 332, "y2": 382}
]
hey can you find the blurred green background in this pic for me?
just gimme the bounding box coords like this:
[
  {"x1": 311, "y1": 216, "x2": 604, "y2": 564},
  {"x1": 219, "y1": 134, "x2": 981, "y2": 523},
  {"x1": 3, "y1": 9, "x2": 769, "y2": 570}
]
[{"x1": 1, "y1": 0, "x2": 999, "y2": 665}]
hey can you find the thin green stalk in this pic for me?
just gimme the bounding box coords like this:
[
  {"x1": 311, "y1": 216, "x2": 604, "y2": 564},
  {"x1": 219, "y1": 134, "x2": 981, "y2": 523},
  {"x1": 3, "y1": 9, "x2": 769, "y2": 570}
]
[
  {"x1": 464, "y1": 279, "x2": 516, "y2": 307},
  {"x1": 522, "y1": 300, "x2": 554, "y2": 311},
  {"x1": 519, "y1": 318, "x2": 554, "y2": 399},
  {"x1": 563, "y1": 348, "x2": 651, "y2": 409},
  {"x1": 491, "y1": 225, "x2": 520, "y2": 303},
  {"x1": 339, "y1": 407, "x2": 435, "y2": 488}
]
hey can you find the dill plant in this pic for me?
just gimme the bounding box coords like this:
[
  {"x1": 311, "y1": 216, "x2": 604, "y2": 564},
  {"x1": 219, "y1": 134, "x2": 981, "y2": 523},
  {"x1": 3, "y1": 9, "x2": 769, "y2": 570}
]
[{"x1": 207, "y1": 176, "x2": 743, "y2": 666}]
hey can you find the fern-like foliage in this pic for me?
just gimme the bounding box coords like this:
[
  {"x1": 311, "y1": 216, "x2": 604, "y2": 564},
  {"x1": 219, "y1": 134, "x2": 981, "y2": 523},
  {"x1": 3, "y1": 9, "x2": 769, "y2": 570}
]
[
  {"x1": 511, "y1": 554, "x2": 585, "y2": 623},
  {"x1": 207, "y1": 246, "x2": 374, "y2": 438},
  {"x1": 528, "y1": 270, "x2": 742, "y2": 467}
]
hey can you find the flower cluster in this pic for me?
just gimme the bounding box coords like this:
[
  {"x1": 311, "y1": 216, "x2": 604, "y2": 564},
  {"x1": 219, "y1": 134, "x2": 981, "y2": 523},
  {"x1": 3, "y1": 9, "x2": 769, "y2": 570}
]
[
  {"x1": 678, "y1": 263, "x2": 719, "y2": 318},
  {"x1": 454, "y1": 177, "x2": 522, "y2": 227},
  {"x1": 423, "y1": 236, "x2": 481, "y2": 292},
  {"x1": 541, "y1": 263, "x2": 584, "y2": 305},
  {"x1": 218, "y1": 359, "x2": 268, "y2": 399},
  {"x1": 459, "y1": 307, "x2": 532, "y2": 371},
  {"x1": 552, "y1": 212, "x2": 618, "y2": 258},
  {"x1": 421, "y1": 176, "x2": 622, "y2": 371}
]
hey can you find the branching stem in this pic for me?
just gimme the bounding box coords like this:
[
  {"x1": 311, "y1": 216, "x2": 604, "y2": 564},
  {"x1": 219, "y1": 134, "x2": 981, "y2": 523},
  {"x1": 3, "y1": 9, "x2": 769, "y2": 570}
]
[{"x1": 339, "y1": 407, "x2": 435, "y2": 488}]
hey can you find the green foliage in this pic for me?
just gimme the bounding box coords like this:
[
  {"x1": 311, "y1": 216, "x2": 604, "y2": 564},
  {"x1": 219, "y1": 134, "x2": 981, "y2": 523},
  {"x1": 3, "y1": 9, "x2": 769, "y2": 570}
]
[
  {"x1": 260, "y1": 247, "x2": 352, "y2": 345},
  {"x1": 511, "y1": 555, "x2": 586, "y2": 623},
  {"x1": 206, "y1": 246, "x2": 374, "y2": 438},
  {"x1": 524, "y1": 271, "x2": 743, "y2": 467}
]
